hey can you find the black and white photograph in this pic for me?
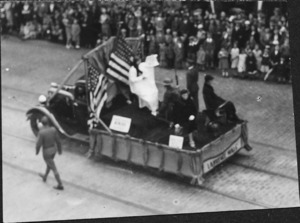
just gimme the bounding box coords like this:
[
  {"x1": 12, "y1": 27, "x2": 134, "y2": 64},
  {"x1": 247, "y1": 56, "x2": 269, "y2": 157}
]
[{"x1": 2, "y1": 0, "x2": 299, "y2": 222}]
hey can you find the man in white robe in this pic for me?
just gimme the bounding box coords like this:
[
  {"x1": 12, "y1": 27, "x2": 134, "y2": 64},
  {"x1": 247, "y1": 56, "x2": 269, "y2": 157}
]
[{"x1": 129, "y1": 55, "x2": 159, "y2": 115}]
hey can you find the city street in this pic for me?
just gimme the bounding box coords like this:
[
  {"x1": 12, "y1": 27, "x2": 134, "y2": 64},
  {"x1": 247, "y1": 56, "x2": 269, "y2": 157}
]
[{"x1": 2, "y1": 36, "x2": 299, "y2": 222}]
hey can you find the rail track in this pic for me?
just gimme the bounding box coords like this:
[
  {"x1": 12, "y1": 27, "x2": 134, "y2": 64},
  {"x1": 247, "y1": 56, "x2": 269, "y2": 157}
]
[{"x1": 3, "y1": 131, "x2": 273, "y2": 209}]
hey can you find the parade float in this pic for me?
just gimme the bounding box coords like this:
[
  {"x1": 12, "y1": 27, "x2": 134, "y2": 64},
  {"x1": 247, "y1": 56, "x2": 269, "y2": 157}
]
[{"x1": 26, "y1": 36, "x2": 251, "y2": 186}]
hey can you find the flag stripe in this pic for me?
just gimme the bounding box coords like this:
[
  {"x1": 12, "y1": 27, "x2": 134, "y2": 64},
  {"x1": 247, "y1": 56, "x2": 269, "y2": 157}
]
[
  {"x1": 110, "y1": 53, "x2": 131, "y2": 70},
  {"x1": 108, "y1": 59, "x2": 130, "y2": 77},
  {"x1": 107, "y1": 68, "x2": 129, "y2": 84},
  {"x1": 94, "y1": 74, "x2": 105, "y2": 96}
]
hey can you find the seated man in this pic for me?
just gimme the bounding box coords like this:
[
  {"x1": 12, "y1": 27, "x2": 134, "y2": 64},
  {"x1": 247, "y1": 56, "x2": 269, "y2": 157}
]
[
  {"x1": 172, "y1": 89, "x2": 198, "y2": 148},
  {"x1": 202, "y1": 74, "x2": 241, "y2": 122}
]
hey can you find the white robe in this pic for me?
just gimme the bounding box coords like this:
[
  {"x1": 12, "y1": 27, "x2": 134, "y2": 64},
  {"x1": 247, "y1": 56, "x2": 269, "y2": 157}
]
[{"x1": 129, "y1": 63, "x2": 159, "y2": 115}]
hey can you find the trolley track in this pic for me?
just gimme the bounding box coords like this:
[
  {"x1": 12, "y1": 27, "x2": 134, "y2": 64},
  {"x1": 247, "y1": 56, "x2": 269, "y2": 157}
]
[
  {"x1": 2, "y1": 131, "x2": 292, "y2": 209},
  {"x1": 2, "y1": 159, "x2": 165, "y2": 215}
]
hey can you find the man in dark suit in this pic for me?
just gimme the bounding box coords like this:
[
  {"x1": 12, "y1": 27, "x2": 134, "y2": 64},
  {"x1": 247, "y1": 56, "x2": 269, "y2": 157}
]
[
  {"x1": 36, "y1": 116, "x2": 64, "y2": 190},
  {"x1": 186, "y1": 59, "x2": 199, "y2": 112},
  {"x1": 202, "y1": 75, "x2": 241, "y2": 122}
]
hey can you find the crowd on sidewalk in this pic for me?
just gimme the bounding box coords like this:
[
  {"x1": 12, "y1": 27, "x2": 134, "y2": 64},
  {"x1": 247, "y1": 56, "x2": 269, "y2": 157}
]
[{"x1": 1, "y1": 1, "x2": 290, "y2": 83}]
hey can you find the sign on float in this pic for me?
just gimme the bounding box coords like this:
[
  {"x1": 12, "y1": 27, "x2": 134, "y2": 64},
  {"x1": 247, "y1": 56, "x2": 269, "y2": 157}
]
[
  {"x1": 109, "y1": 115, "x2": 132, "y2": 133},
  {"x1": 169, "y1": 135, "x2": 184, "y2": 149},
  {"x1": 203, "y1": 138, "x2": 242, "y2": 173}
]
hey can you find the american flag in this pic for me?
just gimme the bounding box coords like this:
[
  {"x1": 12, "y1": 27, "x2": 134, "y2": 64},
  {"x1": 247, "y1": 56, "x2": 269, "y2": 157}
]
[
  {"x1": 87, "y1": 61, "x2": 108, "y2": 128},
  {"x1": 106, "y1": 36, "x2": 134, "y2": 85}
]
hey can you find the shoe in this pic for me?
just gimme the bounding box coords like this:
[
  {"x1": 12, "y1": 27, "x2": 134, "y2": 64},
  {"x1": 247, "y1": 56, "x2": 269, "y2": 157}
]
[
  {"x1": 66, "y1": 44, "x2": 70, "y2": 49},
  {"x1": 53, "y1": 185, "x2": 64, "y2": 190},
  {"x1": 38, "y1": 173, "x2": 46, "y2": 182},
  {"x1": 75, "y1": 45, "x2": 80, "y2": 49}
]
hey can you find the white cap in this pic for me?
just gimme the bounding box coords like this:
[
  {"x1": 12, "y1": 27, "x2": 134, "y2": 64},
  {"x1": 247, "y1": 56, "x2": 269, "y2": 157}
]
[{"x1": 38, "y1": 95, "x2": 47, "y2": 104}]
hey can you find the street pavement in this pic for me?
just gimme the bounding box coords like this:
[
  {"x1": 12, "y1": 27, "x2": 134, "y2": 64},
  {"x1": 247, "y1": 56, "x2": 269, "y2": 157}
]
[{"x1": 2, "y1": 36, "x2": 299, "y2": 222}]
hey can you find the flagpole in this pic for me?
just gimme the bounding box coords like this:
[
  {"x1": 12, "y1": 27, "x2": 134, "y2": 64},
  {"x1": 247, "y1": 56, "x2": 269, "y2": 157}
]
[{"x1": 83, "y1": 57, "x2": 112, "y2": 134}]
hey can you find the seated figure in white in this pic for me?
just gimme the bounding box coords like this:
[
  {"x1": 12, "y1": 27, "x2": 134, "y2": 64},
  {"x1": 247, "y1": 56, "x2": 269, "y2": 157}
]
[{"x1": 129, "y1": 54, "x2": 159, "y2": 116}]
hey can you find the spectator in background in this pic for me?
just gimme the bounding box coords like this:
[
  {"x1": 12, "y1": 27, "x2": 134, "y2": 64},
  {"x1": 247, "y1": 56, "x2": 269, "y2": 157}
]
[
  {"x1": 180, "y1": 16, "x2": 191, "y2": 36},
  {"x1": 148, "y1": 28, "x2": 157, "y2": 55},
  {"x1": 4, "y1": 2, "x2": 14, "y2": 33},
  {"x1": 280, "y1": 38, "x2": 290, "y2": 61},
  {"x1": 100, "y1": 6, "x2": 111, "y2": 38},
  {"x1": 218, "y1": 46, "x2": 229, "y2": 77},
  {"x1": 260, "y1": 27, "x2": 272, "y2": 48},
  {"x1": 62, "y1": 12, "x2": 72, "y2": 49},
  {"x1": 21, "y1": 21, "x2": 38, "y2": 40},
  {"x1": 230, "y1": 41, "x2": 240, "y2": 75},
  {"x1": 127, "y1": 12, "x2": 137, "y2": 37},
  {"x1": 71, "y1": 18, "x2": 81, "y2": 49},
  {"x1": 51, "y1": 19, "x2": 64, "y2": 43},
  {"x1": 203, "y1": 32, "x2": 215, "y2": 69},
  {"x1": 269, "y1": 44, "x2": 281, "y2": 81},
  {"x1": 250, "y1": 24, "x2": 260, "y2": 45},
  {"x1": 276, "y1": 57, "x2": 288, "y2": 83},
  {"x1": 237, "y1": 48, "x2": 247, "y2": 77},
  {"x1": 186, "y1": 36, "x2": 199, "y2": 64},
  {"x1": 21, "y1": 2, "x2": 33, "y2": 25},
  {"x1": 231, "y1": 23, "x2": 244, "y2": 49},
  {"x1": 253, "y1": 44, "x2": 262, "y2": 72},
  {"x1": 41, "y1": 14, "x2": 52, "y2": 40},
  {"x1": 159, "y1": 42, "x2": 167, "y2": 68},
  {"x1": 196, "y1": 45, "x2": 206, "y2": 71},
  {"x1": 246, "y1": 51, "x2": 257, "y2": 79},
  {"x1": 261, "y1": 47, "x2": 271, "y2": 75},
  {"x1": 174, "y1": 35, "x2": 184, "y2": 70}
]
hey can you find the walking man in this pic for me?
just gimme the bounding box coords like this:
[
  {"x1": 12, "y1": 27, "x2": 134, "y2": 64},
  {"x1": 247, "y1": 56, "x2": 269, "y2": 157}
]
[
  {"x1": 36, "y1": 116, "x2": 64, "y2": 190},
  {"x1": 186, "y1": 59, "x2": 199, "y2": 112}
]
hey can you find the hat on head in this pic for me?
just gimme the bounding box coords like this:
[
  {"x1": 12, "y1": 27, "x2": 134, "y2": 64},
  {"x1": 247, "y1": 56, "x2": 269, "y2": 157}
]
[
  {"x1": 144, "y1": 54, "x2": 159, "y2": 67},
  {"x1": 205, "y1": 74, "x2": 214, "y2": 82},
  {"x1": 180, "y1": 89, "x2": 188, "y2": 95},
  {"x1": 245, "y1": 20, "x2": 250, "y2": 25},
  {"x1": 163, "y1": 78, "x2": 173, "y2": 86}
]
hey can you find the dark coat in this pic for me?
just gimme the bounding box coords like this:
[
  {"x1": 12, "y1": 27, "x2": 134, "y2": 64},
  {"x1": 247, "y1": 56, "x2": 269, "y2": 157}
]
[
  {"x1": 202, "y1": 83, "x2": 225, "y2": 111},
  {"x1": 173, "y1": 96, "x2": 197, "y2": 132},
  {"x1": 186, "y1": 66, "x2": 199, "y2": 94},
  {"x1": 270, "y1": 51, "x2": 281, "y2": 66},
  {"x1": 246, "y1": 55, "x2": 257, "y2": 72}
]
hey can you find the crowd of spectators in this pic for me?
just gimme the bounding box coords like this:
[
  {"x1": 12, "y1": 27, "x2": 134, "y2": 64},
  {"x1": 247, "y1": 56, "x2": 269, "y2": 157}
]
[{"x1": 0, "y1": 1, "x2": 290, "y2": 83}]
